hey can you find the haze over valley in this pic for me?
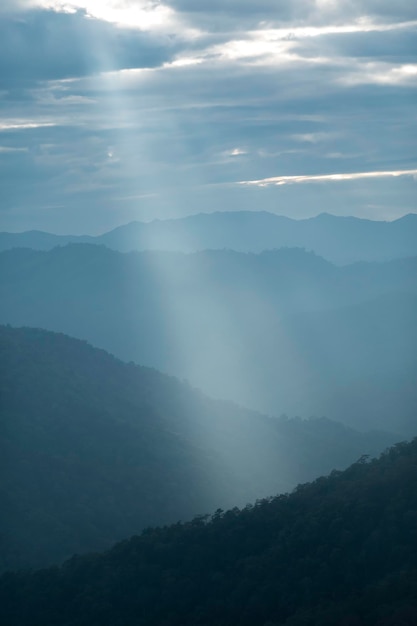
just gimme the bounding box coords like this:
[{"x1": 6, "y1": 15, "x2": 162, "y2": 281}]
[{"x1": 1, "y1": 223, "x2": 416, "y2": 434}]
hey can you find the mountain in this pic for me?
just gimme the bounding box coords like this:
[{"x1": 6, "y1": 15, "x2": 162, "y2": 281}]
[
  {"x1": 1, "y1": 211, "x2": 417, "y2": 264},
  {"x1": 0, "y1": 229, "x2": 93, "y2": 250},
  {"x1": 1, "y1": 245, "x2": 416, "y2": 433},
  {"x1": 0, "y1": 325, "x2": 395, "y2": 572},
  {"x1": 1, "y1": 437, "x2": 416, "y2": 626}
]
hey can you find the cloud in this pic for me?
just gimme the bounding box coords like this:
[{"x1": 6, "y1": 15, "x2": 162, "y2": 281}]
[
  {"x1": 35, "y1": 0, "x2": 189, "y2": 33},
  {"x1": 0, "y1": 8, "x2": 178, "y2": 88},
  {"x1": 228, "y1": 148, "x2": 248, "y2": 156},
  {"x1": 164, "y1": 0, "x2": 417, "y2": 30},
  {"x1": 10, "y1": 0, "x2": 417, "y2": 37},
  {"x1": 2, "y1": 3, "x2": 415, "y2": 90},
  {"x1": 293, "y1": 25, "x2": 417, "y2": 63},
  {"x1": 0, "y1": 0, "x2": 33, "y2": 11},
  {"x1": 0, "y1": 120, "x2": 58, "y2": 131},
  {"x1": 292, "y1": 132, "x2": 340, "y2": 144},
  {"x1": 339, "y1": 62, "x2": 417, "y2": 86},
  {"x1": 0, "y1": 146, "x2": 29, "y2": 153},
  {"x1": 239, "y1": 169, "x2": 417, "y2": 187},
  {"x1": 0, "y1": 0, "x2": 415, "y2": 231}
]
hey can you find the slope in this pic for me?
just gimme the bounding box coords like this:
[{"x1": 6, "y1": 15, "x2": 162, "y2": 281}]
[
  {"x1": 0, "y1": 245, "x2": 415, "y2": 433},
  {"x1": 0, "y1": 325, "x2": 395, "y2": 572},
  {"x1": 1, "y1": 437, "x2": 416, "y2": 625}
]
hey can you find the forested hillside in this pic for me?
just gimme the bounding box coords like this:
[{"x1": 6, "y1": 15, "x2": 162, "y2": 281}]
[
  {"x1": 0, "y1": 325, "x2": 395, "y2": 572},
  {"x1": 1, "y1": 245, "x2": 416, "y2": 433},
  {"x1": 1, "y1": 438, "x2": 416, "y2": 626}
]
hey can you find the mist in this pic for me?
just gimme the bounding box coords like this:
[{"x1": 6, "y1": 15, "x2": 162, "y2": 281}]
[{"x1": 1, "y1": 241, "x2": 415, "y2": 435}]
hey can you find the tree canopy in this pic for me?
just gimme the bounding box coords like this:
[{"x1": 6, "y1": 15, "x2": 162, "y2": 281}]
[{"x1": 1, "y1": 438, "x2": 416, "y2": 625}]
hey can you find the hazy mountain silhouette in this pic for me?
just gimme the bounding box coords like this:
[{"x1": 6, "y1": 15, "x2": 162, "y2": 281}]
[
  {"x1": 1, "y1": 211, "x2": 417, "y2": 264},
  {"x1": 0, "y1": 229, "x2": 93, "y2": 250},
  {"x1": 1, "y1": 437, "x2": 416, "y2": 625},
  {"x1": 1, "y1": 246, "x2": 415, "y2": 434},
  {"x1": 0, "y1": 325, "x2": 395, "y2": 572}
]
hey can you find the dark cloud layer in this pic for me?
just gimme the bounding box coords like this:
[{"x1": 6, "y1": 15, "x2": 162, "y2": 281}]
[
  {"x1": 0, "y1": 9, "x2": 177, "y2": 88},
  {"x1": 166, "y1": 0, "x2": 417, "y2": 28},
  {"x1": 166, "y1": 0, "x2": 302, "y2": 28},
  {"x1": 294, "y1": 28, "x2": 417, "y2": 62}
]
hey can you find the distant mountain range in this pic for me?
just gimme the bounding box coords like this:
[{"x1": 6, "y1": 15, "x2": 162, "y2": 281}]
[
  {"x1": 1, "y1": 211, "x2": 417, "y2": 264},
  {"x1": 1, "y1": 245, "x2": 415, "y2": 434},
  {"x1": 0, "y1": 325, "x2": 395, "y2": 572}
]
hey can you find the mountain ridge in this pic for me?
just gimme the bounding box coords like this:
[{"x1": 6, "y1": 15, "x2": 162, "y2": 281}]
[
  {"x1": 0, "y1": 324, "x2": 397, "y2": 572},
  {"x1": 1, "y1": 211, "x2": 417, "y2": 263},
  {"x1": 1, "y1": 245, "x2": 416, "y2": 433}
]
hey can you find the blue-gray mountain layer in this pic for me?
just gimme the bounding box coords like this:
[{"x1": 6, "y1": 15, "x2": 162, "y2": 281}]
[{"x1": 1, "y1": 211, "x2": 417, "y2": 264}]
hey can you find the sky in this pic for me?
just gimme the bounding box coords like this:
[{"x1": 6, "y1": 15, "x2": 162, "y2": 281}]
[{"x1": 0, "y1": 0, "x2": 416, "y2": 233}]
